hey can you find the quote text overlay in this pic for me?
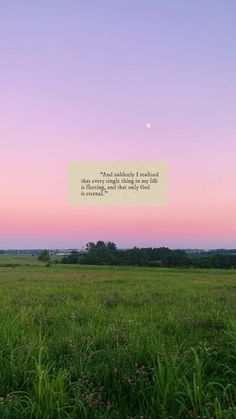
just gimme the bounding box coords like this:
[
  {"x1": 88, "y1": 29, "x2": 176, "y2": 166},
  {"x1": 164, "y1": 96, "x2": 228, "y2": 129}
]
[{"x1": 68, "y1": 162, "x2": 168, "y2": 206}]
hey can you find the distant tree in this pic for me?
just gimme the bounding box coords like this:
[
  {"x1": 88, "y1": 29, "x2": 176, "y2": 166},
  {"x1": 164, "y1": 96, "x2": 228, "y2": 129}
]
[
  {"x1": 126, "y1": 247, "x2": 148, "y2": 266},
  {"x1": 107, "y1": 242, "x2": 117, "y2": 252},
  {"x1": 58, "y1": 242, "x2": 236, "y2": 269},
  {"x1": 163, "y1": 249, "x2": 190, "y2": 268},
  {"x1": 193, "y1": 257, "x2": 213, "y2": 268},
  {"x1": 85, "y1": 242, "x2": 96, "y2": 252},
  {"x1": 38, "y1": 250, "x2": 50, "y2": 262},
  {"x1": 83, "y1": 241, "x2": 118, "y2": 265},
  {"x1": 62, "y1": 251, "x2": 79, "y2": 264}
]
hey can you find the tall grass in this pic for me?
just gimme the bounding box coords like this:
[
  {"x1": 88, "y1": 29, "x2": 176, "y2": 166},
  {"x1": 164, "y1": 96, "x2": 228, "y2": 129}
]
[{"x1": 0, "y1": 265, "x2": 236, "y2": 417}]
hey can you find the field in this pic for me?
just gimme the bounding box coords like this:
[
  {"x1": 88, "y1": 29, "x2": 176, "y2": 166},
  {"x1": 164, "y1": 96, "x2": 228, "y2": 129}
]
[
  {"x1": 0, "y1": 261, "x2": 236, "y2": 418},
  {"x1": 0, "y1": 254, "x2": 62, "y2": 266}
]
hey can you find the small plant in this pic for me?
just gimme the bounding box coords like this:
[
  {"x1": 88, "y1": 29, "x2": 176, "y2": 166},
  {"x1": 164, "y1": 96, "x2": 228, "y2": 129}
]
[{"x1": 38, "y1": 250, "x2": 51, "y2": 262}]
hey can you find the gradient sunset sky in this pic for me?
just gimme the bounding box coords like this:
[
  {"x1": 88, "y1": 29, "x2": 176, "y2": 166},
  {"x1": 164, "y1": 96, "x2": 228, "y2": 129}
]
[{"x1": 0, "y1": 1, "x2": 236, "y2": 249}]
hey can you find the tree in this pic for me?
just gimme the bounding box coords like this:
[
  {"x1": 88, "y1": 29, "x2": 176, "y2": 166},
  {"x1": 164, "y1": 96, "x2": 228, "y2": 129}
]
[
  {"x1": 38, "y1": 250, "x2": 50, "y2": 262},
  {"x1": 126, "y1": 247, "x2": 148, "y2": 266},
  {"x1": 83, "y1": 241, "x2": 118, "y2": 265},
  {"x1": 62, "y1": 250, "x2": 79, "y2": 264}
]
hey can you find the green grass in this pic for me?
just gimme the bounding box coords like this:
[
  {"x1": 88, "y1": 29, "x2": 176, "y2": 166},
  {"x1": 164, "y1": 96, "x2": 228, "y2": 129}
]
[
  {"x1": 0, "y1": 263, "x2": 236, "y2": 418},
  {"x1": 0, "y1": 253, "x2": 62, "y2": 266}
]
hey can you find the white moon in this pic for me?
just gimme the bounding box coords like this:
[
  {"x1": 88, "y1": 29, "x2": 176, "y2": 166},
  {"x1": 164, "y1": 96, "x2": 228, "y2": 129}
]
[{"x1": 146, "y1": 122, "x2": 151, "y2": 129}]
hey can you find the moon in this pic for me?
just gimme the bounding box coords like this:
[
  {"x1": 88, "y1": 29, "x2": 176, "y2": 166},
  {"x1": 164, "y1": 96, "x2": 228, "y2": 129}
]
[{"x1": 146, "y1": 122, "x2": 151, "y2": 129}]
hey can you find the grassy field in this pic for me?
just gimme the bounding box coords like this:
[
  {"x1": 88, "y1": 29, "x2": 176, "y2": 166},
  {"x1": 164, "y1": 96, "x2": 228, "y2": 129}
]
[
  {"x1": 0, "y1": 254, "x2": 61, "y2": 266},
  {"x1": 0, "y1": 263, "x2": 236, "y2": 418}
]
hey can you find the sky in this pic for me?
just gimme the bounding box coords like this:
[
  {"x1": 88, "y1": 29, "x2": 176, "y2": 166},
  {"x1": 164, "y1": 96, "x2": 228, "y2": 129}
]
[{"x1": 0, "y1": 1, "x2": 236, "y2": 249}]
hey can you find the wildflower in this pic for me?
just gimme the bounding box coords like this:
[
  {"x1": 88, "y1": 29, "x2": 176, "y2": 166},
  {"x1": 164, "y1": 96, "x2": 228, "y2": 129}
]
[
  {"x1": 207, "y1": 402, "x2": 213, "y2": 411},
  {"x1": 106, "y1": 400, "x2": 113, "y2": 410}
]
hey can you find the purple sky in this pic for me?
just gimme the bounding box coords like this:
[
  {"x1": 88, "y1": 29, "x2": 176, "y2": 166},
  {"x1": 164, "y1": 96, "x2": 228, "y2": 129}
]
[{"x1": 0, "y1": 1, "x2": 236, "y2": 249}]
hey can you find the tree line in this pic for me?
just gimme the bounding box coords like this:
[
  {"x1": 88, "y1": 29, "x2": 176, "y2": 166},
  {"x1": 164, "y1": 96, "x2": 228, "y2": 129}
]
[{"x1": 38, "y1": 241, "x2": 236, "y2": 269}]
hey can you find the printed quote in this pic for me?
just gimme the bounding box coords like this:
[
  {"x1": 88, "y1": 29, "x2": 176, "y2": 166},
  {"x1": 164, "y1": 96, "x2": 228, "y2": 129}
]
[{"x1": 68, "y1": 162, "x2": 168, "y2": 206}]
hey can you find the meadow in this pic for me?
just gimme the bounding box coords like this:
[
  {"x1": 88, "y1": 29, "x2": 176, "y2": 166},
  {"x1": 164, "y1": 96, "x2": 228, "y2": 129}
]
[{"x1": 0, "y1": 260, "x2": 236, "y2": 418}]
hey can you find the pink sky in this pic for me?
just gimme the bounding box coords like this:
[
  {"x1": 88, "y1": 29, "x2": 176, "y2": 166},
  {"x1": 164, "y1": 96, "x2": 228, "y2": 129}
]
[{"x1": 0, "y1": 1, "x2": 236, "y2": 249}]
